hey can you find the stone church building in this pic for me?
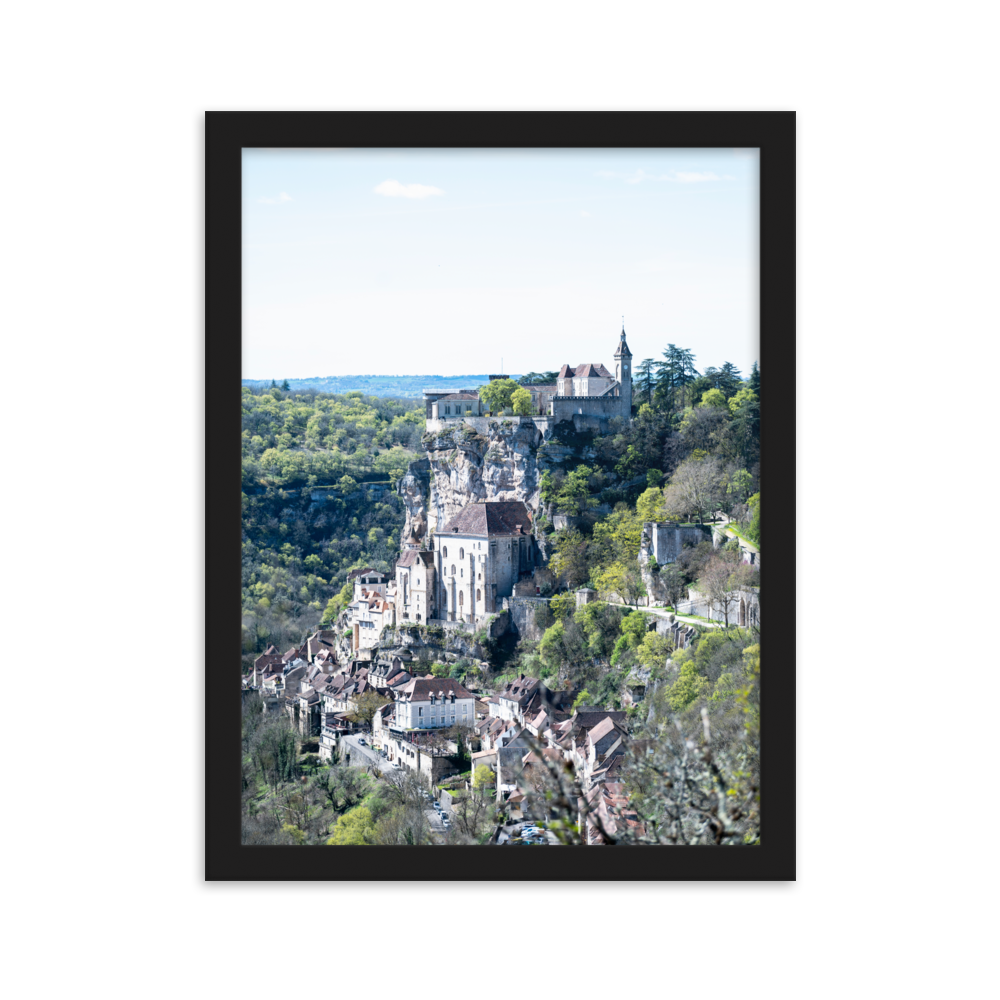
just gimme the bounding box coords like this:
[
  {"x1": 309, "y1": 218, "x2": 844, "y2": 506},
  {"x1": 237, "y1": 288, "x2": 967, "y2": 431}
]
[{"x1": 394, "y1": 500, "x2": 537, "y2": 625}]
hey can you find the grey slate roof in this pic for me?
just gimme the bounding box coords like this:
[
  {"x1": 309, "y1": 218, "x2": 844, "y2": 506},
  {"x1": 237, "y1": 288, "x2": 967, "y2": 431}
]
[{"x1": 439, "y1": 500, "x2": 532, "y2": 537}]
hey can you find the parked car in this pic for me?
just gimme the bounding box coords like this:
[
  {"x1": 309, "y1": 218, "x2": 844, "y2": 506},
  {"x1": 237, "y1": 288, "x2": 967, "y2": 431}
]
[{"x1": 357, "y1": 738, "x2": 366, "y2": 745}]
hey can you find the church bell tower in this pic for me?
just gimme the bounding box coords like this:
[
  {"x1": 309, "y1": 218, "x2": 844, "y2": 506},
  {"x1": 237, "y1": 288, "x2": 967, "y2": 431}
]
[{"x1": 614, "y1": 324, "x2": 633, "y2": 418}]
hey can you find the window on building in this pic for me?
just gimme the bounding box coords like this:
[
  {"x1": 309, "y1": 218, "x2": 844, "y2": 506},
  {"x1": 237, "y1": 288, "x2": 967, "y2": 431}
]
[
  {"x1": 418, "y1": 707, "x2": 423, "y2": 716},
  {"x1": 442, "y1": 546, "x2": 448, "y2": 558},
  {"x1": 476, "y1": 589, "x2": 481, "y2": 601},
  {"x1": 459, "y1": 548, "x2": 464, "y2": 559}
]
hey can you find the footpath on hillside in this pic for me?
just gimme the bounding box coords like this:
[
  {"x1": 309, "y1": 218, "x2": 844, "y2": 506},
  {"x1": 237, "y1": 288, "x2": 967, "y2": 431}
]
[{"x1": 604, "y1": 596, "x2": 723, "y2": 629}]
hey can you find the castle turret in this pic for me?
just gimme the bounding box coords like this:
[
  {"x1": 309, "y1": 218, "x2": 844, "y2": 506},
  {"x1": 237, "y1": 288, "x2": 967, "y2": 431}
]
[{"x1": 613, "y1": 325, "x2": 633, "y2": 417}]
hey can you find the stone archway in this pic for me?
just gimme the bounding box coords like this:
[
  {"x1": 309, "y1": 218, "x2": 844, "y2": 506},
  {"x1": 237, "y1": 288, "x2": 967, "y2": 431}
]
[{"x1": 739, "y1": 596, "x2": 747, "y2": 627}]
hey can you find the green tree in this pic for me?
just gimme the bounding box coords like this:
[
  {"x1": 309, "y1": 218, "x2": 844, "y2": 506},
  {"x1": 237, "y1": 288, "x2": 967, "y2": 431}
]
[
  {"x1": 611, "y1": 610, "x2": 650, "y2": 664},
  {"x1": 326, "y1": 806, "x2": 376, "y2": 845},
  {"x1": 473, "y1": 765, "x2": 495, "y2": 789},
  {"x1": 745, "y1": 492, "x2": 761, "y2": 546},
  {"x1": 659, "y1": 562, "x2": 688, "y2": 612},
  {"x1": 727, "y1": 469, "x2": 755, "y2": 506},
  {"x1": 666, "y1": 661, "x2": 711, "y2": 712},
  {"x1": 549, "y1": 591, "x2": 577, "y2": 620},
  {"x1": 748, "y1": 361, "x2": 760, "y2": 395},
  {"x1": 347, "y1": 689, "x2": 390, "y2": 729},
  {"x1": 281, "y1": 823, "x2": 307, "y2": 845},
  {"x1": 729, "y1": 388, "x2": 760, "y2": 466},
  {"x1": 539, "y1": 470, "x2": 559, "y2": 505},
  {"x1": 699, "y1": 387, "x2": 728, "y2": 409},
  {"x1": 555, "y1": 465, "x2": 596, "y2": 516},
  {"x1": 280, "y1": 378, "x2": 291, "y2": 391},
  {"x1": 654, "y1": 344, "x2": 699, "y2": 414},
  {"x1": 716, "y1": 362, "x2": 742, "y2": 398},
  {"x1": 511, "y1": 386, "x2": 533, "y2": 415},
  {"x1": 549, "y1": 530, "x2": 590, "y2": 590},
  {"x1": 479, "y1": 378, "x2": 519, "y2": 414},
  {"x1": 636, "y1": 487, "x2": 666, "y2": 522},
  {"x1": 636, "y1": 630, "x2": 672, "y2": 670},
  {"x1": 728, "y1": 386, "x2": 758, "y2": 416},
  {"x1": 635, "y1": 358, "x2": 657, "y2": 406}
]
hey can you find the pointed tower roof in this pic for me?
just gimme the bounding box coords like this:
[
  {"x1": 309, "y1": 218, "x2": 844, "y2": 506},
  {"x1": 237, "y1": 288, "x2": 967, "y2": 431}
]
[{"x1": 614, "y1": 324, "x2": 632, "y2": 358}]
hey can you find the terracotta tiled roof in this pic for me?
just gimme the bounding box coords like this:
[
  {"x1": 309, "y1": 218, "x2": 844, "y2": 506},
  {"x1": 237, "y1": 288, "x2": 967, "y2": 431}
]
[{"x1": 440, "y1": 500, "x2": 533, "y2": 537}]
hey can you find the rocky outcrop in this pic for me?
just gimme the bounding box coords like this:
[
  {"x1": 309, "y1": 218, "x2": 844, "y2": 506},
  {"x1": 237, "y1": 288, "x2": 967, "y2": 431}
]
[
  {"x1": 398, "y1": 458, "x2": 431, "y2": 542},
  {"x1": 400, "y1": 419, "x2": 549, "y2": 544},
  {"x1": 379, "y1": 611, "x2": 510, "y2": 662}
]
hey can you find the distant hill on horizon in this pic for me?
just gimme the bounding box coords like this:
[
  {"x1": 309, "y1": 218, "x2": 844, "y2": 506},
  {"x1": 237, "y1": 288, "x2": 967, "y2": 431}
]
[{"x1": 241, "y1": 374, "x2": 522, "y2": 399}]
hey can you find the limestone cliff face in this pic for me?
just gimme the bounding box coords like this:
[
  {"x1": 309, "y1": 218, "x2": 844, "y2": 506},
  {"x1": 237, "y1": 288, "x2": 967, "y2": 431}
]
[
  {"x1": 400, "y1": 419, "x2": 548, "y2": 543},
  {"x1": 398, "y1": 457, "x2": 430, "y2": 543}
]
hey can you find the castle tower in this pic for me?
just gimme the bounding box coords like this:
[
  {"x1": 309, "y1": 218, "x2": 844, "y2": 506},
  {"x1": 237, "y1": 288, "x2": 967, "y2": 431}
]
[{"x1": 614, "y1": 325, "x2": 633, "y2": 417}]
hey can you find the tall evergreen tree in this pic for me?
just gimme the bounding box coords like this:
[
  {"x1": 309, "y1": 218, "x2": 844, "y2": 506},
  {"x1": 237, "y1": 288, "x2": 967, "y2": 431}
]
[
  {"x1": 654, "y1": 344, "x2": 699, "y2": 414},
  {"x1": 635, "y1": 358, "x2": 657, "y2": 406},
  {"x1": 748, "y1": 361, "x2": 760, "y2": 395},
  {"x1": 280, "y1": 378, "x2": 291, "y2": 391},
  {"x1": 717, "y1": 362, "x2": 742, "y2": 399}
]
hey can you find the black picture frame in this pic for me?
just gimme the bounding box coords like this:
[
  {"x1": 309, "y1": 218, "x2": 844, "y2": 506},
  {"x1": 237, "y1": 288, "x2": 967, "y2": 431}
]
[{"x1": 206, "y1": 111, "x2": 795, "y2": 881}]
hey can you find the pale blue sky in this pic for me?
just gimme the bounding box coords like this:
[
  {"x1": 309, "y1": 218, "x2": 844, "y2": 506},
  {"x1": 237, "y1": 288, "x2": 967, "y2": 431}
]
[{"x1": 243, "y1": 148, "x2": 758, "y2": 380}]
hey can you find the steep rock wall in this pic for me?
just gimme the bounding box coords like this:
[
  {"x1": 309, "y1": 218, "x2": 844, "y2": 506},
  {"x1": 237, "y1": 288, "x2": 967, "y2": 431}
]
[{"x1": 400, "y1": 420, "x2": 547, "y2": 543}]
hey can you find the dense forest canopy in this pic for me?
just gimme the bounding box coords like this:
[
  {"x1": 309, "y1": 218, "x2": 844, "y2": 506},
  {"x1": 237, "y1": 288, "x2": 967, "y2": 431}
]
[{"x1": 241, "y1": 387, "x2": 424, "y2": 671}]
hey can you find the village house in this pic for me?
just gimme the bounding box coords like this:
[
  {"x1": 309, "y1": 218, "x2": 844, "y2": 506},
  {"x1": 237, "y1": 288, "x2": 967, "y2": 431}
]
[
  {"x1": 427, "y1": 391, "x2": 483, "y2": 420},
  {"x1": 349, "y1": 568, "x2": 389, "y2": 599},
  {"x1": 393, "y1": 676, "x2": 475, "y2": 731},
  {"x1": 394, "y1": 543, "x2": 435, "y2": 624},
  {"x1": 349, "y1": 589, "x2": 396, "y2": 652},
  {"x1": 494, "y1": 674, "x2": 542, "y2": 723},
  {"x1": 305, "y1": 629, "x2": 340, "y2": 664}
]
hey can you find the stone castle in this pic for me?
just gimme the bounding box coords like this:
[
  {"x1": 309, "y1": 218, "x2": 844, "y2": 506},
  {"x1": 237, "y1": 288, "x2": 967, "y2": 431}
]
[{"x1": 423, "y1": 326, "x2": 633, "y2": 435}]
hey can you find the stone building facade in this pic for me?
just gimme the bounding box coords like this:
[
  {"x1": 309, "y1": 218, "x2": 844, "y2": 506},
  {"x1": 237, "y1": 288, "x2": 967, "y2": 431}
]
[
  {"x1": 422, "y1": 326, "x2": 634, "y2": 435},
  {"x1": 394, "y1": 544, "x2": 436, "y2": 623},
  {"x1": 433, "y1": 500, "x2": 537, "y2": 623}
]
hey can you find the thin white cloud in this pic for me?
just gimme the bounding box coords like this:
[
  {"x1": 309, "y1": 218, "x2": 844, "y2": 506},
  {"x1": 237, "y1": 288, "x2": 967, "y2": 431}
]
[
  {"x1": 580, "y1": 210, "x2": 591, "y2": 217},
  {"x1": 374, "y1": 179, "x2": 444, "y2": 199},
  {"x1": 257, "y1": 192, "x2": 292, "y2": 204},
  {"x1": 596, "y1": 169, "x2": 733, "y2": 184}
]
